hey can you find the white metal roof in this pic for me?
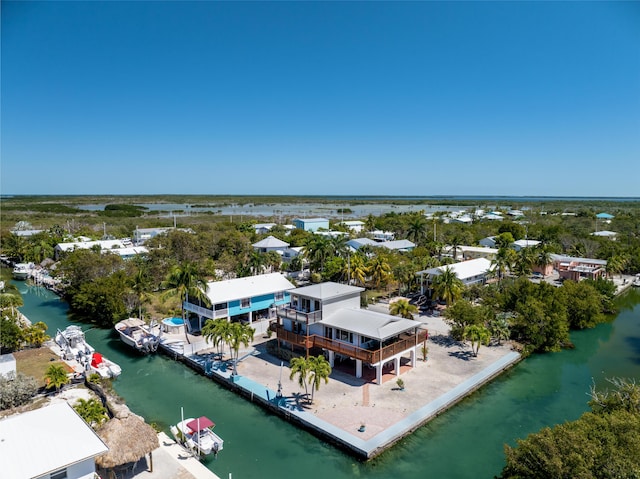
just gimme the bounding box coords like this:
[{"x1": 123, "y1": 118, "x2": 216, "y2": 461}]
[
  {"x1": 0, "y1": 402, "x2": 108, "y2": 479},
  {"x1": 380, "y1": 239, "x2": 415, "y2": 250},
  {"x1": 512, "y1": 239, "x2": 541, "y2": 248},
  {"x1": 291, "y1": 282, "x2": 364, "y2": 300},
  {"x1": 295, "y1": 218, "x2": 329, "y2": 223},
  {"x1": 319, "y1": 308, "x2": 420, "y2": 340},
  {"x1": 252, "y1": 236, "x2": 290, "y2": 248},
  {"x1": 417, "y1": 258, "x2": 492, "y2": 281},
  {"x1": 204, "y1": 273, "x2": 295, "y2": 304},
  {"x1": 591, "y1": 230, "x2": 617, "y2": 237},
  {"x1": 56, "y1": 239, "x2": 126, "y2": 252},
  {"x1": 550, "y1": 254, "x2": 607, "y2": 266}
]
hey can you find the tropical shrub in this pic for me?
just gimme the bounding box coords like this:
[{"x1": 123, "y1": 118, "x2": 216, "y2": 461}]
[{"x1": 0, "y1": 373, "x2": 38, "y2": 410}]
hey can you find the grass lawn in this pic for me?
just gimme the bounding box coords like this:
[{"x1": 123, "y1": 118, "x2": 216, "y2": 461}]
[{"x1": 13, "y1": 347, "x2": 74, "y2": 387}]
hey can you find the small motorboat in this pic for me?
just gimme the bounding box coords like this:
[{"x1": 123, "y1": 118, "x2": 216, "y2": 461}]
[
  {"x1": 12, "y1": 263, "x2": 33, "y2": 280},
  {"x1": 115, "y1": 318, "x2": 161, "y2": 353},
  {"x1": 171, "y1": 415, "x2": 223, "y2": 457},
  {"x1": 89, "y1": 352, "x2": 122, "y2": 379}
]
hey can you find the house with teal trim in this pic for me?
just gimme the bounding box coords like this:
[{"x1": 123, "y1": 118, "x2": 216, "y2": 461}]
[
  {"x1": 293, "y1": 218, "x2": 329, "y2": 232},
  {"x1": 183, "y1": 273, "x2": 295, "y2": 335}
]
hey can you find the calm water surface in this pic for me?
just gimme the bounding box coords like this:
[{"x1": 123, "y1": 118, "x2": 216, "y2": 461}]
[{"x1": 16, "y1": 283, "x2": 640, "y2": 479}]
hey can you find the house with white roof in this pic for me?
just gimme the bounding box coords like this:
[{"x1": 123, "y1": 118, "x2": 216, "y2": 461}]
[
  {"x1": 0, "y1": 402, "x2": 108, "y2": 479},
  {"x1": 416, "y1": 258, "x2": 493, "y2": 294},
  {"x1": 183, "y1": 272, "x2": 295, "y2": 335},
  {"x1": 254, "y1": 223, "x2": 277, "y2": 235},
  {"x1": 340, "y1": 220, "x2": 365, "y2": 233},
  {"x1": 511, "y1": 239, "x2": 541, "y2": 252},
  {"x1": 371, "y1": 230, "x2": 395, "y2": 242},
  {"x1": 293, "y1": 218, "x2": 329, "y2": 232},
  {"x1": 443, "y1": 245, "x2": 498, "y2": 261},
  {"x1": 275, "y1": 282, "x2": 427, "y2": 384},
  {"x1": 252, "y1": 235, "x2": 290, "y2": 253},
  {"x1": 348, "y1": 238, "x2": 415, "y2": 252},
  {"x1": 550, "y1": 254, "x2": 607, "y2": 281},
  {"x1": 592, "y1": 230, "x2": 617, "y2": 240},
  {"x1": 55, "y1": 239, "x2": 147, "y2": 260}
]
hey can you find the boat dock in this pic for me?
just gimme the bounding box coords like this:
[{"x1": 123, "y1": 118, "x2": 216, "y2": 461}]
[{"x1": 157, "y1": 318, "x2": 522, "y2": 460}]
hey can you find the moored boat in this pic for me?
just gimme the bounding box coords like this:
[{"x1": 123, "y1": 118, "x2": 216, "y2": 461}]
[
  {"x1": 54, "y1": 325, "x2": 122, "y2": 379},
  {"x1": 171, "y1": 415, "x2": 223, "y2": 457},
  {"x1": 12, "y1": 263, "x2": 33, "y2": 280},
  {"x1": 89, "y1": 352, "x2": 122, "y2": 378},
  {"x1": 115, "y1": 318, "x2": 161, "y2": 353}
]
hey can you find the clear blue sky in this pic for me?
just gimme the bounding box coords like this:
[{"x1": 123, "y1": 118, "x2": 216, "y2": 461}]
[{"x1": 2, "y1": 1, "x2": 639, "y2": 197}]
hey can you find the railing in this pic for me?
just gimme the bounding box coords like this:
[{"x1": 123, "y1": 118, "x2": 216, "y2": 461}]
[
  {"x1": 275, "y1": 326, "x2": 428, "y2": 364},
  {"x1": 277, "y1": 305, "x2": 323, "y2": 324},
  {"x1": 183, "y1": 302, "x2": 228, "y2": 319}
]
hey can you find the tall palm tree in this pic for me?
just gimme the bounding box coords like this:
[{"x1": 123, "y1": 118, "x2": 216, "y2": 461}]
[
  {"x1": 44, "y1": 364, "x2": 69, "y2": 393},
  {"x1": 368, "y1": 255, "x2": 391, "y2": 289},
  {"x1": 201, "y1": 318, "x2": 230, "y2": 356},
  {"x1": 247, "y1": 251, "x2": 267, "y2": 276},
  {"x1": 406, "y1": 216, "x2": 428, "y2": 245},
  {"x1": 303, "y1": 235, "x2": 332, "y2": 274},
  {"x1": 329, "y1": 235, "x2": 349, "y2": 259},
  {"x1": 464, "y1": 325, "x2": 491, "y2": 357},
  {"x1": 343, "y1": 253, "x2": 367, "y2": 286},
  {"x1": 534, "y1": 246, "x2": 553, "y2": 274},
  {"x1": 307, "y1": 355, "x2": 331, "y2": 404},
  {"x1": 162, "y1": 262, "x2": 210, "y2": 342},
  {"x1": 289, "y1": 356, "x2": 309, "y2": 400},
  {"x1": 129, "y1": 269, "x2": 152, "y2": 321},
  {"x1": 228, "y1": 322, "x2": 255, "y2": 376},
  {"x1": 491, "y1": 247, "x2": 516, "y2": 281},
  {"x1": 389, "y1": 299, "x2": 418, "y2": 319},
  {"x1": 513, "y1": 248, "x2": 535, "y2": 277},
  {"x1": 432, "y1": 266, "x2": 464, "y2": 305}
]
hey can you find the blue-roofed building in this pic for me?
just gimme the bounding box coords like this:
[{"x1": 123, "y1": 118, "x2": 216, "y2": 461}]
[
  {"x1": 293, "y1": 218, "x2": 329, "y2": 232},
  {"x1": 596, "y1": 212, "x2": 614, "y2": 219}
]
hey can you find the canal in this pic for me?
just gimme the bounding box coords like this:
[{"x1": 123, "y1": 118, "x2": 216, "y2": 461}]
[{"x1": 15, "y1": 282, "x2": 640, "y2": 479}]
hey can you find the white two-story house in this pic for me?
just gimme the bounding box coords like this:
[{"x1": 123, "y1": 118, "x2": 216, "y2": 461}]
[{"x1": 275, "y1": 282, "x2": 428, "y2": 385}]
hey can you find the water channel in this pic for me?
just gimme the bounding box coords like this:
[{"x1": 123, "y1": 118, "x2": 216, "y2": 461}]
[{"x1": 15, "y1": 282, "x2": 640, "y2": 479}]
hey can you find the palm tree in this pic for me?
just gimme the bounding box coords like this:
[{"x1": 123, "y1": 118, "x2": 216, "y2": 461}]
[
  {"x1": 303, "y1": 235, "x2": 332, "y2": 273},
  {"x1": 44, "y1": 364, "x2": 69, "y2": 393},
  {"x1": 129, "y1": 269, "x2": 152, "y2": 321},
  {"x1": 329, "y1": 235, "x2": 349, "y2": 259},
  {"x1": 513, "y1": 248, "x2": 535, "y2": 277},
  {"x1": 343, "y1": 253, "x2": 367, "y2": 286},
  {"x1": 247, "y1": 251, "x2": 267, "y2": 276},
  {"x1": 73, "y1": 398, "x2": 108, "y2": 429},
  {"x1": 0, "y1": 283, "x2": 24, "y2": 315},
  {"x1": 606, "y1": 254, "x2": 628, "y2": 279},
  {"x1": 368, "y1": 255, "x2": 391, "y2": 290},
  {"x1": 228, "y1": 322, "x2": 255, "y2": 375},
  {"x1": 201, "y1": 318, "x2": 230, "y2": 356},
  {"x1": 289, "y1": 356, "x2": 309, "y2": 400},
  {"x1": 307, "y1": 355, "x2": 331, "y2": 404},
  {"x1": 491, "y1": 247, "x2": 516, "y2": 281},
  {"x1": 464, "y1": 325, "x2": 491, "y2": 357},
  {"x1": 534, "y1": 246, "x2": 553, "y2": 275},
  {"x1": 389, "y1": 299, "x2": 418, "y2": 319},
  {"x1": 24, "y1": 322, "x2": 49, "y2": 348},
  {"x1": 432, "y1": 266, "x2": 464, "y2": 305},
  {"x1": 489, "y1": 314, "x2": 511, "y2": 345},
  {"x1": 161, "y1": 262, "x2": 210, "y2": 342},
  {"x1": 406, "y1": 216, "x2": 427, "y2": 244}
]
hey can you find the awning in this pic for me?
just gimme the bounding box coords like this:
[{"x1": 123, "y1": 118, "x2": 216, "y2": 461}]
[{"x1": 187, "y1": 416, "x2": 214, "y2": 431}]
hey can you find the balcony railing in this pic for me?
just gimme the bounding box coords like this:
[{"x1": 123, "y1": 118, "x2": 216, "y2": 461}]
[
  {"x1": 183, "y1": 302, "x2": 228, "y2": 319},
  {"x1": 275, "y1": 326, "x2": 428, "y2": 364},
  {"x1": 277, "y1": 305, "x2": 323, "y2": 324}
]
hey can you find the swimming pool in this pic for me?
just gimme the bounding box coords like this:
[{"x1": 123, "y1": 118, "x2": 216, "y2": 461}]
[{"x1": 162, "y1": 317, "x2": 184, "y2": 327}]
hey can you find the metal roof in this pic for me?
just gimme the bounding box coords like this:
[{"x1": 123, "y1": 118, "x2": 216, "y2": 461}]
[
  {"x1": 0, "y1": 402, "x2": 108, "y2": 479},
  {"x1": 416, "y1": 258, "x2": 492, "y2": 280},
  {"x1": 252, "y1": 236, "x2": 290, "y2": 248},
  {"x1": 550, "y1": 254, "x2": 607, "y2": 266},
  {"x1": 204, "y1": 273, "x2": 295, "y2": 304},
  {"x1": 291, "y1": 282, "x2": 364, "y2": 300},
  {"x1": 319, "y1": 308, "x2": 420, "y2": 341}
]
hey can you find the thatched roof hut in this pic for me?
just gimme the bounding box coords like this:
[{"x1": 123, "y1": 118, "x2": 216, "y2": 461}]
[{"x1": 96, "y1": 413, "x2": 159, "y2": 470}]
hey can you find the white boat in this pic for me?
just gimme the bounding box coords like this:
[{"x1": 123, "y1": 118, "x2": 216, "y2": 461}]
[
  {"x1": 171, "y1": 416, "x2": 223, "y2": 457},
  {"x1": 54, "y1": 325, "x2": 121, "y2": 378},
  {"x1": 115, "y1": 318, "x2": 161, "y2": 353},
  {"x1": 89, "y1": 352, "x2": 122, "y2": 379},
  {"x1": 12, "y1": 263, "x2": 32, "y2": 280}
]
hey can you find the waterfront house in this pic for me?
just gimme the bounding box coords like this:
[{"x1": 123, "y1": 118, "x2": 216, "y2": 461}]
[
  {"x1": 293, "y1": 218, "x2": 330, "y2": 232},
  {"x1": 550, "y1": 254, "x2": 607, "y2": 281},
  {"x1": 183, "y1": 272, "x2": 295, "y2": 335},
  {"x1": 54, "y1": 238, "x2": 147, "y2": 260},
  {"x1": 416, "y1": 258, "x2": 492, "y2": 294},
  {"x1": 253, "y1": 235, "x2": 290, "y2": 253},
  {"x1": 275, "y1": 282, "x2": 427, "y2": 384},
  {"x1": 0, "y1": 402, "x2": 108, "y2": 479}
]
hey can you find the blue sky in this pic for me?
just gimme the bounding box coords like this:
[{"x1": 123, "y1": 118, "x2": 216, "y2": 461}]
[{"x1": 2, "y1": 1, "x2": 639, "y2": 197}]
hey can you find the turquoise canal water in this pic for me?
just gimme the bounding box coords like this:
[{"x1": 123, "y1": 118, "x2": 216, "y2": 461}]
[{"x1": 15, "y1": 282, "x2": 640, "y2": 479}]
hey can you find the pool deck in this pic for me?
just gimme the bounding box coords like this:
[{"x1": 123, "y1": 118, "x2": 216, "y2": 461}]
[{"x1": 159, "y1": 308, "x2": 521, "y2": 459}]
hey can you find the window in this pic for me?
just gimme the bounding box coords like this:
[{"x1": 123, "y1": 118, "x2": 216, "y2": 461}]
[
  {"x1": 214, "y1": 302, "x2": 228, "y2": 311},
  {"x1": 241, "y1": 298, "x2": 251, "y2": 308},
  {"x1": 50, "y1": 469, "x2": 67, "y2": 479},
  {"x1": 274, "y1": 291, "x2": 284, "y2": 301},
  {"x1": 336, "y1": 329, "x2": 353, "y2": 343}
]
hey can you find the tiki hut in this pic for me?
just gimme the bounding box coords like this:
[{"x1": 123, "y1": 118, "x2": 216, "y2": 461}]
[{"x1": 96, "y1": 413, "x2": 159, "y2": 474}]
